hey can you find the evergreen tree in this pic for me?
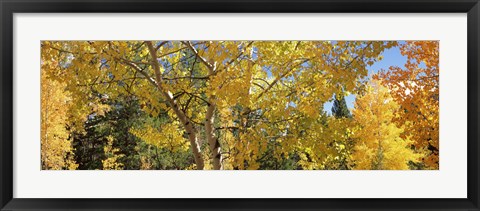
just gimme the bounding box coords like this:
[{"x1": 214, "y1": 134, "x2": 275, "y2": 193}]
[
  {"x1": 332, "y1": 95, "x2": 351, "y2": 118},
  {"x1": 324, "y1": 95, "x2": 353, "y2": 170}
]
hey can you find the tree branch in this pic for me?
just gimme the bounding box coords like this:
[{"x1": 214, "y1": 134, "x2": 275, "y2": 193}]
[
  {"x1": 145, "y1": 40, "x2": 205, "y2": 170},
  {"x1": 256, "y1": 59, "x2": 310, "y2": 100},
  {"x1": 182, "y1": 41, "x2": 215, "y2": 71},
  {"x1": 155, "y1": 41, "x2": 169, "y2": 52},
  {"x1": 121, "y1": 59, "x2": 157, "y2": 87}
]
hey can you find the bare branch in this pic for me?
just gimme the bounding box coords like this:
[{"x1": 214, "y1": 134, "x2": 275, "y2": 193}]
[
  {"x1": 181, "y1": 41, "x2": 215, "y2": 71},
  {"x1": 121, "y1": 60, "x2": 157, "y2": 87},
  {"x1": 155, "y1": 41, "x2": 169, "y2": 52}
]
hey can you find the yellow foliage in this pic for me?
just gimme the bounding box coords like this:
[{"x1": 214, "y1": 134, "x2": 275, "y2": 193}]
[
  {"x1": 41, "y1": 40, "x2": 432, "y2": 170},
  {"x1": 102, "y1": 136, "x2": 125, "y2": 170},
  {"x1": 375, "y1": 41, "x2": 439, "y2": 169},
  {"x1": 130, "y1": 121, "x2": 190, "y2": 152},
  {"x1": 41, "y1": 67, "x2": 78, "y2": 170},
  {"x1": 352, "y1": 80, "x2": 421, "y2": 170}
]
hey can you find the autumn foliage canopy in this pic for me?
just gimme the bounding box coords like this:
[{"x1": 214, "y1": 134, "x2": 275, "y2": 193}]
[{"x1": 41, "y1": 40, "x2": 439, "y2": 170}]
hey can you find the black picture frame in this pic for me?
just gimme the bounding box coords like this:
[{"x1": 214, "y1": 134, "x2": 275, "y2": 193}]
[{"x1": 1, "y1": 0, "x2": 479, "y2": 210}]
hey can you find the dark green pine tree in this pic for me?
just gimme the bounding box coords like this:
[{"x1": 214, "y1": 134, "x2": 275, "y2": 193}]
[
  {"x1": 331, "y1": 95, "x2": 352, "y2": 118},
  {"x1": 324, "y1": 94, "x2": 353, "y2": 170}
]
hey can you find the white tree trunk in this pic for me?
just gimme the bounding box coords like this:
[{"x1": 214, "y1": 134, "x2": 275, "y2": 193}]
[
  {"x1": 183, "y1": 41, "x2": 224, "y2": 170},
  {"x1": 146, "y1": 41, "x2": 205, "y2": 170},
  {"x1": 205, "y1": 103, "x2": 222, "y2": 170}
]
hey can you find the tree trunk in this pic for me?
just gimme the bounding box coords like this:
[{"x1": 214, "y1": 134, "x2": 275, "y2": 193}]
[
  {"x1": 182, "y1": 41, "x2": 224, "y2": 170},
  {"x1": 146, "y1": 41, "x2": 205, "y2": 170},
  {"x1": 205, "y1": 103, "x2": 222, "y2": 170}
]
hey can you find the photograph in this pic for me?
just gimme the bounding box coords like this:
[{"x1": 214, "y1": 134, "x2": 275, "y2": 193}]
[{"x1": 40, "y1": 40, "x2": 439, "y2": 170}]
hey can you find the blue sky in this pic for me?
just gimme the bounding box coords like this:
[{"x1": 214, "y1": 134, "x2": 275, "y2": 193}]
[{"x1": 323, "y1": 45, "x2": 408, "y2": 114}]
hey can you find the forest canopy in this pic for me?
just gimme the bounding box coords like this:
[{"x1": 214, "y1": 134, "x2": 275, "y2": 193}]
[{"x1": 40, "y1": 40, "x2": 439, "y2": 170}]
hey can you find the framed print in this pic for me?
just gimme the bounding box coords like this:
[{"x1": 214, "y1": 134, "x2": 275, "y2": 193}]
[{"x1": 1, "y1": 0, "x2": 479, "y2": 210}]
